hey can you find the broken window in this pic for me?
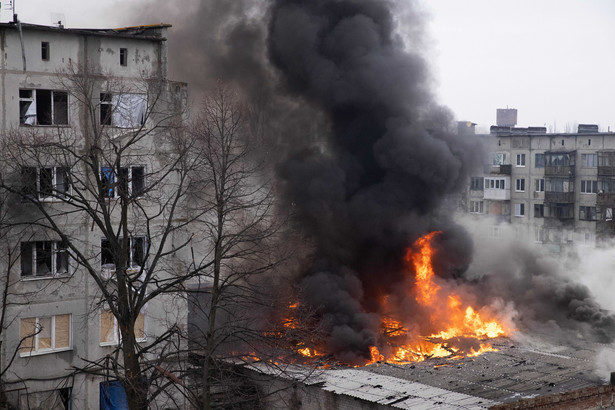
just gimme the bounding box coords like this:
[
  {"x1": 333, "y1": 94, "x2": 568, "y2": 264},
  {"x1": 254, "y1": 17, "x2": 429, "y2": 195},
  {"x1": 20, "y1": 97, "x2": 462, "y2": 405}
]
[
  {"x1": 19, "y1": 89, "x2": 68, "y2": 125},
  {"x1": 22, "y1": 166, "x2": 71, "y2": 200},
  {"x1": 492, "y1": 153, "x2": 507, "y2": 166},
  {"x1": 534, "y1": 204, "x2": 544, "y2": 218},
  {"x1": 99, "y1": 93, "x2": 146, "y2": 128},
  {"x1": 21, "y1": 240, "x2": 69, "y2": 278},
  {"x1": 19, "y1": 314, "x2": 71, "y2": 355},
  {"x1": 101, "y1": 165, "x2": 145, "y2": 198},
  {"x1": 100, "y1": 236, "x2": 147, "y2": 270},
  {"x1": 120, "y1": 47, "x2": 128, "y2": 66},
  {"x1": 41, "y1": 41, "x2": 50, "y2": 61}
]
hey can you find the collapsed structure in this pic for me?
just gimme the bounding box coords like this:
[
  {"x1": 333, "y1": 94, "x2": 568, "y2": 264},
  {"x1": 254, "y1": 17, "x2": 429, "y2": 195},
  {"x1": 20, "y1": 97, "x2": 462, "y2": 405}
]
[{"x1": 0, "y1": 19, "x2": 192, "y2": 408}]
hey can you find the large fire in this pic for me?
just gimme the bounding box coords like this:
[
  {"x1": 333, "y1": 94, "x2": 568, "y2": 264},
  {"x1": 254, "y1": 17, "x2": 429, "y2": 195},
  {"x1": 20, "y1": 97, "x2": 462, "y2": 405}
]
[{"x1": 280, "y1": 231, "x2": 510, "y2": 366}]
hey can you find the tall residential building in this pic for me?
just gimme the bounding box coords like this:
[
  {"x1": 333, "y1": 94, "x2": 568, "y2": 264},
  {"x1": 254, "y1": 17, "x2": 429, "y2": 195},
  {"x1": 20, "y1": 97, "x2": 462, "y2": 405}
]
[
  {"x1": 0, "y1": 20, "x2": 190, "y2": 409},
  {"x1": 466, "y1": 123, "x2": 615, "y2": 251}
]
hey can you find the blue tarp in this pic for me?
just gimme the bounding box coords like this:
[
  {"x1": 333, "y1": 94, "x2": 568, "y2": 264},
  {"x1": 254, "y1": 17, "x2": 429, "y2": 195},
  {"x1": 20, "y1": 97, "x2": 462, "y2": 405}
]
[{"x1": 100, "y1": 380, "x2": 129, "y2": 410}]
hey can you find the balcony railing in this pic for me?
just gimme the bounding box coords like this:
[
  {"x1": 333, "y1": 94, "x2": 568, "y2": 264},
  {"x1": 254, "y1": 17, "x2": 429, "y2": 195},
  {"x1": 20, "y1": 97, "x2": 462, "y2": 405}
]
[
  {"x1": 598, "y1": 166, "x2": 615, "y2": 177},
  {"x1": 597, "y1": 192, "x2": 615, "y2": 206},
  {"x1": 544, "y1": 191, "x2": 575, "y2": 203},
  {"x1": 545, "y1": 165, "x2": 575, "y2": 177}
]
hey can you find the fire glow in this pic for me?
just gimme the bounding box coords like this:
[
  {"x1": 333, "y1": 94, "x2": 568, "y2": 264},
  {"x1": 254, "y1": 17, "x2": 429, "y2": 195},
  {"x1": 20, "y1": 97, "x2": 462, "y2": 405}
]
[
  {"x1": 282, "y1": 231, "x2": 510, "y2": 366},
  {"x1": 368, "y1": 231, "x2": 508, "y2": 364}
]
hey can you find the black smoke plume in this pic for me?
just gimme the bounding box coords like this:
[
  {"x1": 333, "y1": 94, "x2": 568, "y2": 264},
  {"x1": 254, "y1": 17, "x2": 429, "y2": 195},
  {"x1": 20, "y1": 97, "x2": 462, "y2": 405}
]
[{"x1": 124, "y1": 0, "x2": 615, "y2": 362}]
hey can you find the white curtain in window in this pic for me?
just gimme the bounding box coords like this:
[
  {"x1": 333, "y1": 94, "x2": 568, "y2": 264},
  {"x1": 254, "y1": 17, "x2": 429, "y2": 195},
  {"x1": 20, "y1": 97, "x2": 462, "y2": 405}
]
[{"x1": 112, "y1": 93, "x2": 146, "y2": 128}]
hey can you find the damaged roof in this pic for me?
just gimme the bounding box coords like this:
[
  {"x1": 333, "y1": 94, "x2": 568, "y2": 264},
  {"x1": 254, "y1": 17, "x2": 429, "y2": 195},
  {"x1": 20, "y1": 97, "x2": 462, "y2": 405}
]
[{"x1": 0, "y1": 21, "x2": 171, "y2": 41}]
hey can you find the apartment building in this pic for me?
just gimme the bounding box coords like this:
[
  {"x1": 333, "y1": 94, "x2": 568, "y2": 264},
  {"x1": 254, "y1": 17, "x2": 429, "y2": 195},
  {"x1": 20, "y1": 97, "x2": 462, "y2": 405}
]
[
  {"x1": 0, "y1": 19, "x2": 192, "y2": 409},
  {"x1": 467, "y1": 123, "x2": 615, "y2": 251}
]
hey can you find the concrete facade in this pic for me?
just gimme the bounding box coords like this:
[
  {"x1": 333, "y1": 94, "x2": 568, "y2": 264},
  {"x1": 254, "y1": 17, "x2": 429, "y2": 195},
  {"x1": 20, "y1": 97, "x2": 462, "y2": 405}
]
[
  {"x1": 466, "y1": 124, "x2": 615, "y2": 251},
  {"x1": 0, "y1": 21, "x2": 190, "y2": 409}
]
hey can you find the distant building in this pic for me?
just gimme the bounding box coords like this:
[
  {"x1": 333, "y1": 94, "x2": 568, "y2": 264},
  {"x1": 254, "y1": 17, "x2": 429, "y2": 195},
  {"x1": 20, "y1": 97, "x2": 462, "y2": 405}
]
[{"x1": 466, "y1": 118, "x2": 615, "y2": 251}]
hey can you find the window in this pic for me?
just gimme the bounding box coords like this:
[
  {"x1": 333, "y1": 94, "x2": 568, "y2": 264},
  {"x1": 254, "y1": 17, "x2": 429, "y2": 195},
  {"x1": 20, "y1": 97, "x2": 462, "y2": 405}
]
[
  {"x1": 20, "y1": 314, "x2": 71, "y2": 355},
  {"x1": 485, "y1": 178, "x2": 506, "y2": 189},
  {"x1": 535, "y1": 153, "x2": 545, "y2": 168},
  {"x1": 469, "y1": 201, "x2": 483, "y2": 214},
  {"x1": 516, "y1": 153, "x2": 526, "y2": 166},
  {"x1": 535, "y1": 179, "x2": 545, "y2": 192},
  {"x1": 101, "y1": 236, "x2": 147, "y2": 269},
  {"x1": 21, "y1": 241, "x2": 69, "y2": 278},
  {"x1": 99, "y1": 93, "x2": 146, "y2": 128},
  {"x1": 579, "y1": 206, "x2": 597, "y2": 221},
  {"x1": 22, "y1": 166, "x2": 71, "y2": 200},
  {"x1": 606, "y1": 208, "x2": 613, "y2": 222},
  {"x1": 514, "y1": 203, "x2": 525, "y2": 217},
  {"x1": 41, "y1": 41, "x2": 50, "y2": 61},
  {"x1": 546, "y1": 179, "x2": 573, "y2": 193},
  {"x1": 534, "y1": 204, "x2": 544, "y2": 218},
  {"x1": 119, "y1": 48, "x2": 128, "y2": 66},
  {"x1": 470, "y1": 177, "x2": 484, "y2": 191},
  {"x1": 492, "y1": 153, "x2": 507, "y2": 166},
  {"x1": 515, "y1": 178, "x2": 525, "y2": 192},
  {"x1": 19, "y1": 89, "x2": 68, "y2": 125},
  {"x1": 581, "y1": 153, "x2": 598, "y2": 168},
  {"x1": 101, "y1": 166, "x2": 145, "y2": 198},
  {"x1": 100, "y1": 309, "x2": 145, "y2": 346},
  {"x1": 581, "y1": 180, "x2": 598, "y2": 194}
]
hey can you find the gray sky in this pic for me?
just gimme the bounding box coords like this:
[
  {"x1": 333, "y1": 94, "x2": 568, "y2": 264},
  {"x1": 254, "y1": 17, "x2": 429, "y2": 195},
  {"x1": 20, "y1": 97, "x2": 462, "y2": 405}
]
[{"x1": 9, "y1": 0, "x2": 615, "y2": 133}]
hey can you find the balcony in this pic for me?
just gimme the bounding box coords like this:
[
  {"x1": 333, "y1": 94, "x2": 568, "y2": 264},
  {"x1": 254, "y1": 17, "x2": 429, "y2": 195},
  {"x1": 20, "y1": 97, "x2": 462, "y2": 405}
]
[
  {"x1": 484, "y1": 187, "x2": 510, "y2": 201},
  {"x1": 544, "y1": 165, "x2": 575, "y2": 177},
  {"x1": 598, "y1": 166, "x2": 615, "y2": 177},
  {"x1": 597, "y1": 192, "x2": 615, "y2": 206},
  {"x1": 543, "y1": 216, "x2": 574, "y2": 228},
  {"x1": 544, "y1": 191, "x2": 575, "y2": 203}
]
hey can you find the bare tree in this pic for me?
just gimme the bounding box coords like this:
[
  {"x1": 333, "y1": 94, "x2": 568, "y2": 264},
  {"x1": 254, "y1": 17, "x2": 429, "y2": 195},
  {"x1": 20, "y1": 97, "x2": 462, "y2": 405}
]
[{"x1": 185, "y1": 84, "x2": 317, "y2": 409}]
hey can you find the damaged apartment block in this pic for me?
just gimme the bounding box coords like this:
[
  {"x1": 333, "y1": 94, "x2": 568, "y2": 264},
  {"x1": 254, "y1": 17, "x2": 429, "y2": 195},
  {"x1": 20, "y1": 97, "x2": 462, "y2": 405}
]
[{"x1": 0, "y1": 19, "x2": 192, "y2": 409}]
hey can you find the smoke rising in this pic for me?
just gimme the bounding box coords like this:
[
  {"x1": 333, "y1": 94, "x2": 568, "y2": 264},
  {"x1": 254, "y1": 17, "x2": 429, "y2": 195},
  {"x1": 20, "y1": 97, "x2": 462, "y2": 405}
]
[{"x1": 125, "y1": 0, "x2": 615, "y2": 361}]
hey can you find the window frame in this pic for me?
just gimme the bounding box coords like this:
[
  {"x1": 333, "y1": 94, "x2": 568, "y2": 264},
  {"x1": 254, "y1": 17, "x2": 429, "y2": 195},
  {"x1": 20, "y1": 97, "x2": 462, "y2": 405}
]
[
  {"x1": 19, "y1": 88, "x2": 69, "y2": 126},
  {"x1": 581, "y1": 153, "x2": 598, "y2": 168},
  {"x1": 579, "y1": 206, "x2": 597, "y2": 221},
  {"x1": 535, "y1": 153, "x2": 545, "y2": 168},
  {"x1": 516, "y1": 153, "x2": 526, "y2": 167},
  {"x1": 100, "y1": 236, "x2": 148, "y2": 270},
  {"x1": 23, "y1": 166, "x2": 71, "y2": 201},
  {"x1": 19, "y1": 314, "x2": 71, "y2": 357},
  {"x1": 41, "y1": 41, "x2": 50, "y2": 61},
  {"x1": 119, "y1": 48, "x2": 128, "y2": 66},
  {"x1": 99, "y1": 309, "x2": 146, "y2": 346},
  {"x1": 535, "y1": 178, "x2": 545, "y2": 192},
  {"x1": 580, "y1": 180, "x2": 598, "y2": 194},
  {"x1": 469, "y1": 200, "x2": 484, "y2": 214},
  {"x1": 100, "y1": 165, "x2": 146, "y2": 199},
  {"x1": 99, "y1": 92, "x2": 147, "y2": 128},
  {"x1": 515, "y1": 178, "x2": 525, "y2": 192},
  {"x1": 21, "y1": 240, "x2": 70, "y2": 279},
  {"x1": 514, "y1": 203, "x2": 525, "y2": 217}
]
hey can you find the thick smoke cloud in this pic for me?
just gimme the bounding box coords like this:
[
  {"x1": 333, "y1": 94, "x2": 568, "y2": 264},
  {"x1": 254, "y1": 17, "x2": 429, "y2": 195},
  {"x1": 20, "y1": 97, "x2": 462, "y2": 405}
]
[{"x1": 126, "y1": 0, "x2": 615, "y2": 361}]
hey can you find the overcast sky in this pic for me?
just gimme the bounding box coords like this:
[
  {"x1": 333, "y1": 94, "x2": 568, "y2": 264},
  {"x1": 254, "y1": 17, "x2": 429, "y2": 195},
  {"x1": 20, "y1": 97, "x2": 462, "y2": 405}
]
[{"x1": 8, "y1": 0, "x2": 615, "y2": 134}]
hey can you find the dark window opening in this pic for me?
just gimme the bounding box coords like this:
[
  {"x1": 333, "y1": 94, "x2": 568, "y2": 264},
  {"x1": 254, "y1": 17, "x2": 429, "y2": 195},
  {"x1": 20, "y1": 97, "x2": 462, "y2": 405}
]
[
  {"x1": 534, "y1": 204, "x2": 544, "y2": 218},
  {"x1": 120, "y1": 48, "x2": 128, "y2": 66},
  {"x1": 21, "y1": 240, "x2": 68, "y2": 277},
  {"x1": 41, "y1": 41, "x2": 50, "y2": 61},
  {"x1": 20, "y1": 89, "x2": 68, "y2": 125},
  {"x1": 100, "y1": 93, "x2": 112, "y2": 125},
  {"x1": 101, "y1": 167, "x2": 115, "y2": 198}
]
